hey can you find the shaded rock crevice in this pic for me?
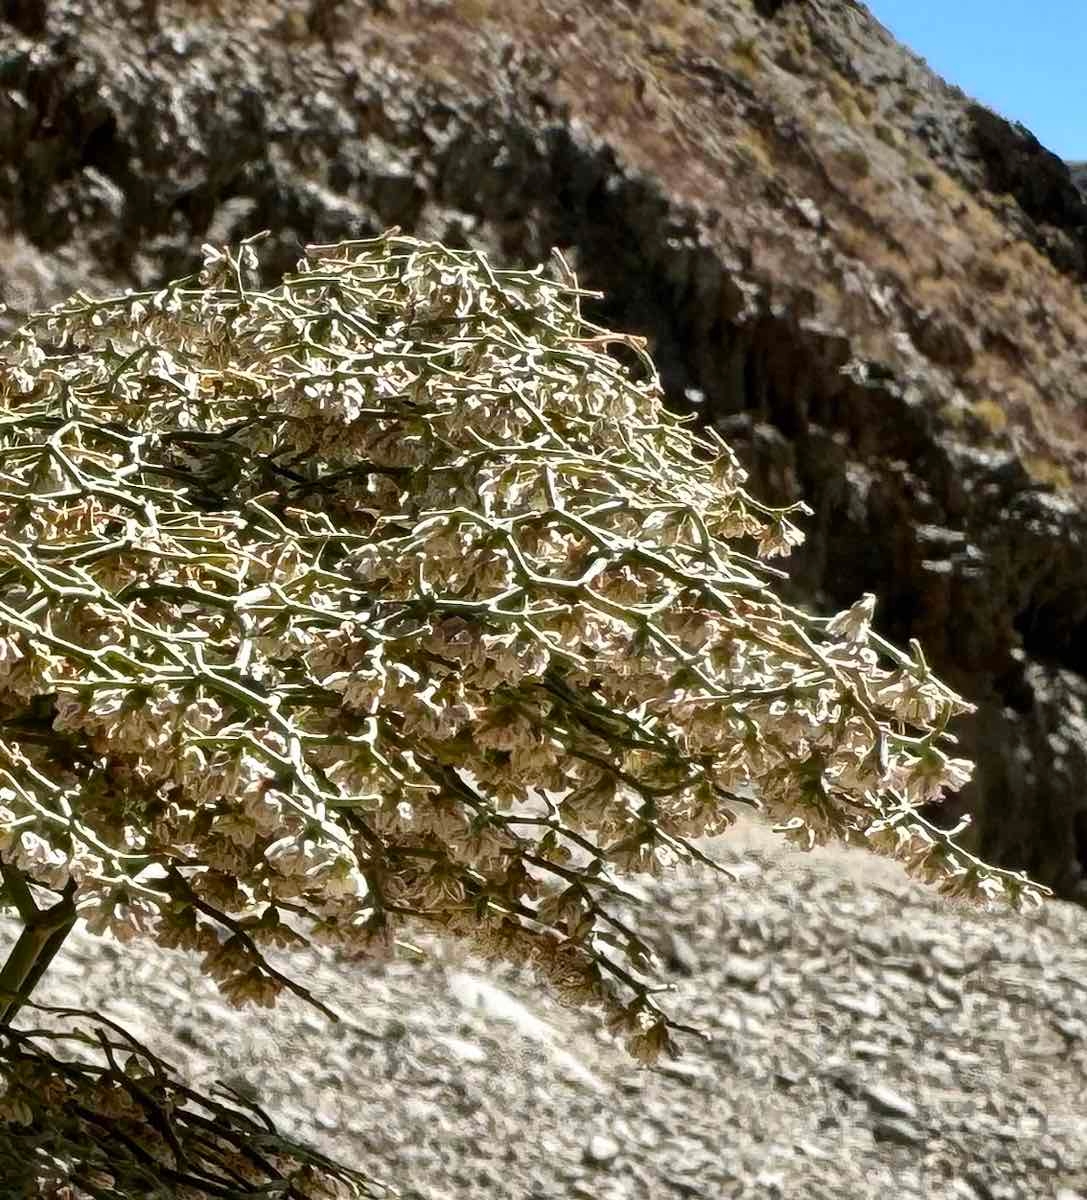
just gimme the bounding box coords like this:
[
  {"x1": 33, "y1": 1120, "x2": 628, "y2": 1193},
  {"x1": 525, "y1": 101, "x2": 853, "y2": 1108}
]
[{"x1": 966, "y1": 102, "x2": 1087, "y2": 279}]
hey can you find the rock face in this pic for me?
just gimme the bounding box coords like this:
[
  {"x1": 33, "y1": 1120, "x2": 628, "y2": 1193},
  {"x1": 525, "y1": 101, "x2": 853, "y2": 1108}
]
[
  {"x1": 17, "y1": 816, "x2": 1087, "y2": 1199},
  {"x1": 2, "y1": 0, "x2": 1087, "y2": 898}
]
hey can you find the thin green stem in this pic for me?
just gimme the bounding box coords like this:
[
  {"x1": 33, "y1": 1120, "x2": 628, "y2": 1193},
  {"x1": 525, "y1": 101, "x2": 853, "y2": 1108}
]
[{"x1": 0, "y1": 871, "x2": 77, "y2": 1028}]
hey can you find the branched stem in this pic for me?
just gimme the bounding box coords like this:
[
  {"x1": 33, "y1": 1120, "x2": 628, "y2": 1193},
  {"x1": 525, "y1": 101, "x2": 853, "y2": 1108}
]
[{"x1": 0, "y1": 866, "x2": 77, "y2": 1028}]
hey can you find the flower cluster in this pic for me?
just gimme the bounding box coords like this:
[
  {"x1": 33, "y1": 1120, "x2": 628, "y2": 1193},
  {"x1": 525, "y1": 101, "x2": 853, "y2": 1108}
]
[{"x1": 0, "y1": 231, "x2": 1044, "y2": 1076}]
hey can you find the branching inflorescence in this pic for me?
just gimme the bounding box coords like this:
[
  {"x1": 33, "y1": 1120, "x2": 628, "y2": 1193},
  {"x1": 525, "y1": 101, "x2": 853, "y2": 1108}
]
[
  {"x1": 0, "y1": 997, "x2": 386, "y2": 1199},
  {"x1": 0, "y1": 230, "x2": 1044, "y2": 1195}
]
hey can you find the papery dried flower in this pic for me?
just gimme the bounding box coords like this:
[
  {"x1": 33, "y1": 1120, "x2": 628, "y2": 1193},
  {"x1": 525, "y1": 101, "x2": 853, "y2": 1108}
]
[
  {"x1": 10, "y1": 829, "x2": 71, "y2": 889},
  {"x1": 826, "y1": 592, "x2": 877, "y2": 644},
  {"x1": 0, "y1": 233, "x2": 1045, "y2": 1194}
]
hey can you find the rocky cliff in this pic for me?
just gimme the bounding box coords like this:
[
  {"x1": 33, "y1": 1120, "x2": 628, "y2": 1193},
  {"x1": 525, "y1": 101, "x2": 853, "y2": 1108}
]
[
  {"x1": 2, "y1": 0, "x2": 1087, "y2": 898},
  {"x1": 1069, "y1": 161, "x2": 1087, "y2": 198}
]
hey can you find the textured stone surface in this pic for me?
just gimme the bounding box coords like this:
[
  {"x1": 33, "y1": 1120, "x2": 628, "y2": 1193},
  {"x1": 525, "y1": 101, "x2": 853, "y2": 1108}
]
[
  {"x1": 1070, "y1": 162, "x2": 1087, "y2": 199},
  {"x1": 1, "y1": 0, "x2": 1087, "y2": 898},
  {"x1": 10, "y1": 814, "x2": 1087, "y2": 1199}
]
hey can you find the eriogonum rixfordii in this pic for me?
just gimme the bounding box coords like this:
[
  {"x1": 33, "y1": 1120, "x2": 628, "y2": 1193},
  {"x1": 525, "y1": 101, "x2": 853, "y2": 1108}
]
[
  {"x1": 0, "y1": 999, "x2": 384, "y2": 1199},
  {"x1": 0, "y1": 230, "x2": 1043, "y2": 1095}
]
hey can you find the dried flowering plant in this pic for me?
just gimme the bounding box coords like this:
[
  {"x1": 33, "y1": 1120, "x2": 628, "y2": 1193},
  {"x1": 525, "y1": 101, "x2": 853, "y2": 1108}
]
[
  {"x1": 0, "y1": 230, "x2": 1044, "y2": 1195},
  {"x1": 0, "y1": 997, "x2": 386, "y2": 1199}
]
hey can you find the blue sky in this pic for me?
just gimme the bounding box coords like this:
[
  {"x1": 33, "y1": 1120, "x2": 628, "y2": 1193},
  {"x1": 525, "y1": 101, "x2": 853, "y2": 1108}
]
[{"x1": 866, "y1": 1, "x2": 1087, "y2": 160}]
